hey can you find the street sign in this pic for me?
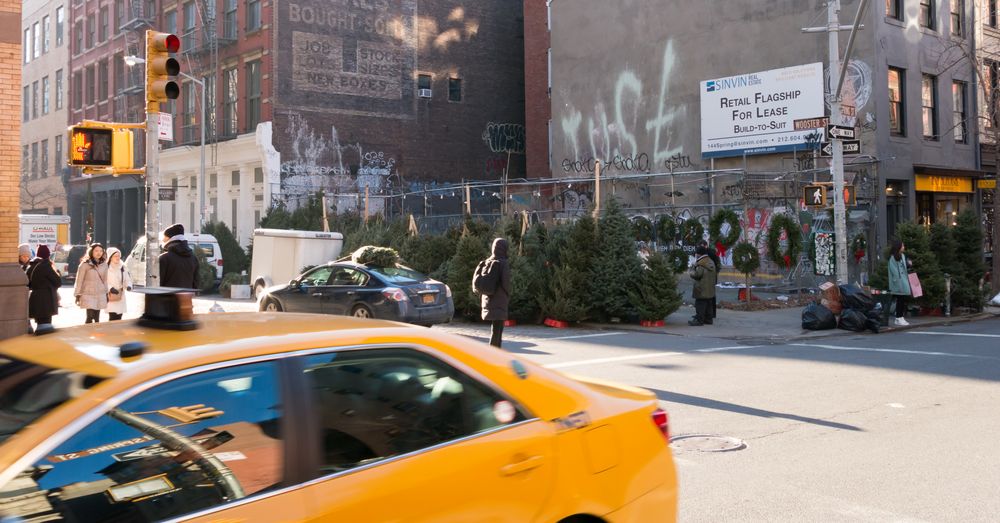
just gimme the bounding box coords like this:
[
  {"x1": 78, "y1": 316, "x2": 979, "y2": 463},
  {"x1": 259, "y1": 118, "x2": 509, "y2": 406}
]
[
  {"x1": 794, "y1": 117, "x2": 829, "y2": 131},
  {"x1": 158, "y1": 188, "x2": 176, "y2": 201},
  {"x1": 826, "y1": 124, "x2": 856, "y2": 139},
  {"x1": 840, "y1": 105, "x2": 856, "y2": 118},
  {"x1": 804, "y1": 184, "x2": 827, "y2": 208},
  {"x1": 978, "y1": 179, "x2": 998, "y2": 189},
  {"x1": 820, "y1": 140, "x2": 861, "y2": 157},
  {"x1": 158, "y1": 112, "x2": 173, "y2": 141}
]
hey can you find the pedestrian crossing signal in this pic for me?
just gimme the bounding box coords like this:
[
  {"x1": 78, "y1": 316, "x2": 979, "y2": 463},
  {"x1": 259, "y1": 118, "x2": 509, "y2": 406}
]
[{"x1": 804, "y1": 185, "x2": 827, "y2": 208}]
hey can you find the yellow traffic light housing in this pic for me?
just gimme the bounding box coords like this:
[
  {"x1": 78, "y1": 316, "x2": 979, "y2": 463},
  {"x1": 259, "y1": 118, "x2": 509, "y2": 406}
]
[
  {"x1": 145, "y1": 31, "x2": 180, "y2": 112},
  {"x1": 69, "y1": 125, "x2": 135, "y2": 172},
  {"x1": 803, "y1": 184, "x2": 827, "y2": 208}
]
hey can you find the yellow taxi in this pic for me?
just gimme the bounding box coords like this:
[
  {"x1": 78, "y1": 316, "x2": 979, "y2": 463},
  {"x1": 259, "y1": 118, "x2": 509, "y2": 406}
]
[{"x1": 0, "y1": 292, "x2": 677, "y2": 522}]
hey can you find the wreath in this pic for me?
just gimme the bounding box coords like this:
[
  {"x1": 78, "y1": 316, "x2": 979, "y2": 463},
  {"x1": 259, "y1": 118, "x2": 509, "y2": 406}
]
[
  {"x1": 731, "y1": 242, "x2": 760, "y2": 275},
  {"x1": 766, "y1": 213, "x2": 802, "y2": 269},
  {"x1": 656, "y1": 215, "x2": 677, "y2": 244},
  {"x1": 851, "y1": 232, "x2": 867, "y2": 263},
  {"x1": 665, "y1": 249, "x2": 689, "y2": 273},
  {"x1": 681, "y1": 218, "x2": 705, "y2": 246},
  {"x1": 708, "y1": 208, "x2": 742, "y2": 256},
  {"x1": 632, "y1": 216, "x2": 654, "y2": 242}
]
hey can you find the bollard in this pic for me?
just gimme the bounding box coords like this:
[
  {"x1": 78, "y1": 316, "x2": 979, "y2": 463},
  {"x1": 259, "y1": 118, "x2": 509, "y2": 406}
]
[{"x1": 944, "y1": 273, "x2": 951, "y2": 317}]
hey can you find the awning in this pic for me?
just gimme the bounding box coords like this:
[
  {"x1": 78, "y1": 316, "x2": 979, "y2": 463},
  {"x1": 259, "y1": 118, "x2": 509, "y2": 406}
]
[{"x1": 912, "y1": 164, "x2": 989, "y2": 178}]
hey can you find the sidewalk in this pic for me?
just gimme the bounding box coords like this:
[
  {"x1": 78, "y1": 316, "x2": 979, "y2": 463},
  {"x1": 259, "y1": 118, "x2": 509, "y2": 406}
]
[
  {"x1": 48, "y1": 287, "x2": 259, "y2": 329},
  {"x1": 581, "y1": 304, "x2": 1000, "y2": 342}
]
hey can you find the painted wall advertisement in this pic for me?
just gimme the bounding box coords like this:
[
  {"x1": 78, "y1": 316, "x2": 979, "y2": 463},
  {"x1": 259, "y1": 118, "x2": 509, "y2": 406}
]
[{"x1": 700, "y1": 62, "x2": 824, "y2": 159}]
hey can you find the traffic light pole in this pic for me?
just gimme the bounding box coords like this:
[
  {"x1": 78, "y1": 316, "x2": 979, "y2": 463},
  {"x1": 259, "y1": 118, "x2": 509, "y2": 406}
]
[
  {"x1": 828, "y1": 0, "x2": 849, "y2": 285},
  {"x1": 145, "y1": 110, "x2": 160, "y2": 287}
]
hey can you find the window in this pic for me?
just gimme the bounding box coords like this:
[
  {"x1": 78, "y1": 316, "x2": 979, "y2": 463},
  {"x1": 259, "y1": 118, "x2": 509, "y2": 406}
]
[
  {"x1": 86, "y1": 65, "x2": 95, "y2": 105},
  {"x1": 246, "y1": 60, "x2": 261, "y2": 130},
  {"x1": 86, "y1": 14, "x2": 95, "y2": 48},
  {"x1": 56, "y1": 6, "x2": 64, "y2": 46},
  {"x1": 32, "y1": 81, "x2": 38, "y2": 119},
  {"x1": 448, "y1": 78, "x2": 462, "y2": 102},
  {"x1": 418, "y1": 74, "x2": 432, "y2": 90},
  {"x1": 191, "y1": 175, "x2": 197, "y2": 189},
  {"x1": 55, "y1": 135, "x2": 63, "y2": 175},
  {"x1": 42, "y1": 76, "x2": 50, "y2": 115},
  {"x1": 888, "y1": 67, "x2": 906, "y2": 136},
  {"x1": 231, "y1": 169, "x2": 240, "y2": 187},
  {"x1": 23, "y1": 28, "x2": 30, "y2": 63},
  {"x1": 73, "y1": 21, "x2": 82, "y2": 54},
  {"x1": 55, "y1": 69, "x2": 63, "y2": 109},
  {"x1": 21, "y1": 146, "x2": 28, "y2": 177},
  {"x1": 992, "y1": 0, "x2": 998, "y2": 28},
  {"x1": 327, "y1": 267, "x2": 368, "y2": 286},
  {"x1": 115, "y1": 0, "x2": 124, "y2": 32},
  {"x1": 248, "y1": 0, "x2": 261, "y2": 31},
  {"x1": 922, "y1": 74, "x2": 938, "y2": 139},
  {"x1": 254, "y1": 166, "x2": 263, "y2": 183},
  {"x1": 41, "y1": 140, "x2": 49, "y2": 178},
  {"x1": 300, "y1": 266, "x2": 334, "y2": 286},
  {"x1": 204, "y1": 74, "x2": 216, "y2": 137},
  {"x1": 224, "y1": 0, "x2": 237, "y2": 38},
  {"x1": 210, "y1": 197, "x2": 218, "y2": 221},
  {"x1": 223, "y1": 67, "x2": 238, "y2": 136},
  {"x1": 953, "y1": 80, "x2": 967, "y2": 143},
  {"x1": 146, "y1": 0, "x2": 156, "y2": 18},
  {"x1": 22, "y1": 85, "x2": 29, "y2": 121},
  {"x1": 43, "y1": 15, "x2": 50, "y2": 53},
  {"x1": 98, "y1": 60, "x2": 109, "y2": 100},
  {"x1": 114, "y1": 54, "x2": 124, "y2": 94},
  {"x1": 182, "y1": 2, "x2": 195, "y2": 49},
  {"x1": 231, "y1": 199, "x2": 238, "y2": 233},
  {"x1": 989, "y1": 61, "x2": 1000, "y2": 128},
  {"x1": 886, "y1": 0, "x2": 902, "y2": 19},
  {"x1": 31, "y1": 142, "x2": 38, "y2": 178},
  {"x1": 920, "y1": 0, "x2": 935, "y2": 29},
  {"x1": 210, "y1": 171, "x2": 218, "y2": 188},
  {"x1": 302, "y1": 349, "x2": 525, "y2": 476},
  {"x1": 183, "y1": 82, "x2": 197, "y2": 143},
  {"x1": 0, "y1": 362, "x2": 284, "y2": 522},
  {"x1": 950, "y1": 0, "x2": 962, "y2": 36},
  {"x1": 73, "y1": 71, "x2": 82, "y2": 110},
  {"x1": 165, "y1": 10, "x2": 177, "y2": 35},
  {"x1": 33, "y1": 22, "x2": 40, "y2": 58}
]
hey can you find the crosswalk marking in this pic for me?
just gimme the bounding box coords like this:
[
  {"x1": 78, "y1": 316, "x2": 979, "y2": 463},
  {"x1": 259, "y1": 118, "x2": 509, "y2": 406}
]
[
  {"x1": 908, "y1": 331, "x2": 1000, "y2": 338},
  {"x1": 545, "y1": 346, "x2": 759, "y2": 369}
]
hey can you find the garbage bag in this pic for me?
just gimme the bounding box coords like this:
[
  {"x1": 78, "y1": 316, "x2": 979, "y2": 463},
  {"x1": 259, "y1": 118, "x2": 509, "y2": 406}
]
[
  {"x1": 839, "y1": 284, "x2": 876, "y2": 312},
  {"x1": 802, "y1": 303, "x2": 837, "y2": 330},
  {"x1": 838, "y1": 308, "x2": 877, "y2": 332}
]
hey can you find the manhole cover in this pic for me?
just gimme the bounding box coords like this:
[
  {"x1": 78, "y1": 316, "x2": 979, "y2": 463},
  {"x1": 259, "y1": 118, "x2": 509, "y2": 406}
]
[{"x1": 669, "y1": 434, "x2": 747, "y2": 452}]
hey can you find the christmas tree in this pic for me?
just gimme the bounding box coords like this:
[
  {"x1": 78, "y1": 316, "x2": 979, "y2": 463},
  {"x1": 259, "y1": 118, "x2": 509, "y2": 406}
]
[
  {"x1": 446, "y1": 233, "x2": 490, "y2": 319},
  {"x1": 508, "y1": 224, "x2": 548, "y2": 323},
  {"x1": 589, "y1": 198, "x2": 643, "y2": 321},
  {"x1": 929, "y1": 222, "x2": 957, "y2": 278},
  {"x1": 897, "y1": 222, "x2": 946, "y2": 309},
  {"x1": 952, "y1": 210, "x2": 986, "y2": 310},
  {"x1": 541, "y1": 214, "x2": 597, "y2": 322},
  {"x1": 628, "y1": 252, "x2": 682, "y2": 321}
]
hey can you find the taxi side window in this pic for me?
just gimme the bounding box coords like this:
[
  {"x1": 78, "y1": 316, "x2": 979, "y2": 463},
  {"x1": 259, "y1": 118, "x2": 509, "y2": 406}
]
[
  {"x1": 302, "y1": 349, "x2": 526, "y2": 475},
  {"x1": 301, "y1": 266, "x2": 334, "y2": 287},
  {"x1": 0, "y1": 362, "x2": 284, "y2": 523}
]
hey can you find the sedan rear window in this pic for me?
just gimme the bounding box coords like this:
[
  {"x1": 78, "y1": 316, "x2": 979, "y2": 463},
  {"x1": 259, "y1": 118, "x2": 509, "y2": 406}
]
[
  {"x1": 0, "y1": 357, "x2": 104, "y2": 444},
  {"x1": 367, "y1": 266, "x2": 424, "y2": 284}
]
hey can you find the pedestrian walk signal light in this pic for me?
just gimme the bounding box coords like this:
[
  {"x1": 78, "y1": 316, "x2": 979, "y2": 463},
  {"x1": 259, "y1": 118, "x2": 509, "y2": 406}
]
[
  {"x1": 69, "y1": 126, "x2": 134, "y2": 170},
  {"x1": 804, "y1": 184, "x2": 827, "y2": 208},
  {"x1": 145, "y1": 31, "x2": 180, "y2": 111}
]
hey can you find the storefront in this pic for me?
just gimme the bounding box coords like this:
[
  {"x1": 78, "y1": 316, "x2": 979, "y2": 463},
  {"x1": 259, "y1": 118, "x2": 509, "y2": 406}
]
[{"x1": 913, "y1": 166, "x2": 980, "y2": 227}]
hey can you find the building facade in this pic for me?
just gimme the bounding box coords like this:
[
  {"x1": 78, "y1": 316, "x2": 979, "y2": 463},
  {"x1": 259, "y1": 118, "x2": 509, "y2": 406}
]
[
  {"x1": 975, "y1": 0, "x2": 998, "y2": 275},
  {"x1": 523, "y1": 0, "x2": 550, "y2": 179},
  {"x1": 20, "y1": 0, "x2": 70, "y2": 216}
]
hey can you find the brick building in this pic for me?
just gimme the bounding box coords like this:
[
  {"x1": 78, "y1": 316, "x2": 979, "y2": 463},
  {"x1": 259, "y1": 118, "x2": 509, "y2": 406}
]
[
  {"x1": 1, "y1": 0, "x2": 28, "y2": 339},
  {"x1": 523, "y1": 0, "x2": 549, "y2": 179}
]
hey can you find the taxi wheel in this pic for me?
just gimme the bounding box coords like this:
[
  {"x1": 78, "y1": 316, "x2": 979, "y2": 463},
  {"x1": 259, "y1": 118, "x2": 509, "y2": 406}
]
[
  {"x1": 351, "y1": 304, "x2": 373, "y2": 319},
  {"x1": 264, "y1": 299, "x2": 283, "y2": 312}
]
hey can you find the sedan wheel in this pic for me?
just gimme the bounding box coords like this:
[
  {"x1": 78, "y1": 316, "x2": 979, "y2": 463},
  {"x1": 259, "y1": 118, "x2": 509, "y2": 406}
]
[
  {"x1": 351, "y1": 305, "x2": 372, "y2": 319},
  {"x1": 264, "y1": 299, "x2": 282, "y2": 312}
]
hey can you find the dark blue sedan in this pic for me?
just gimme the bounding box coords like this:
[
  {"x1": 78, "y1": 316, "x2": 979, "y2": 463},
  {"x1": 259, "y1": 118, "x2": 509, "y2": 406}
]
[{"x1": 257, "y1": 262, "x2": 454, "y2": 326}]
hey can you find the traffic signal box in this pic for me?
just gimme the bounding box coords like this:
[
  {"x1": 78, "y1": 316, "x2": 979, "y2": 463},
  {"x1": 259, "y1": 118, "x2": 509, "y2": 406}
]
[
  {"x1": 145, "y1": 31, "x2": 180, "y2": 112},
  {"x1": 69, "y1": 125, "x2": 134, "y2": 171},
  {"x1": 803, "y1": 183, "x2": 856, "y2": 209}
]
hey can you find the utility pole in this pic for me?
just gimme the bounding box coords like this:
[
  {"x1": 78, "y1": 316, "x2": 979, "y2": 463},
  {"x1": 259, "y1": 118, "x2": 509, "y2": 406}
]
[{"x1": 145, "y1": 109, "x2": 160, "y2": 287}]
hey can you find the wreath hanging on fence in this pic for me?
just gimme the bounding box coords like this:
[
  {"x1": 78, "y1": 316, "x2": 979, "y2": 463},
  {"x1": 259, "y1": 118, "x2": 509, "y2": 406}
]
[
  {"x1": 632, "y1": 216, "x2": 654, "y2": 242},
  {"x1": 708, "y1": 208, "x2": 742, "y2": 256},
  {"x1": 766, "y1": 213, "x2": 802, "y2": 269},
  {"x1": 656, "y1": 215, "x2": 677, "y2": 244},
  {"x1": 851, "y1": 232, "x2": 867, "y2": 263},
  {"x1": 665, "y1": 249, "x2": 689, "y2": 273},
  {"x1": 731, "y1": 242, "x2": 760, "y2": 275},
  {"x1": 681, "y1": 218, "x2": 705, "y2": 246}
]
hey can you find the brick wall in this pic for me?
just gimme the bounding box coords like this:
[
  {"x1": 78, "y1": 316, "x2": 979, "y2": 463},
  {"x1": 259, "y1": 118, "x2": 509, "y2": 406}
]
[
  {"x1": 523, "y1": 0, "x2": 550, "y2": 179},
  {"x1": 1, "y1": 0, "x2": 22, "y2": 263}
]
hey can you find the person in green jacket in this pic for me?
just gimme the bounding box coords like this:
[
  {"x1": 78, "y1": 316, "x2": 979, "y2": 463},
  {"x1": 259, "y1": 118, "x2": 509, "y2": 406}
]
[
  {"x1": 887, "y1": 239, "x2": 912, "y2": 326},
  {"x1": 688, "y1": 245, "x2": 718, "y2": 326}
]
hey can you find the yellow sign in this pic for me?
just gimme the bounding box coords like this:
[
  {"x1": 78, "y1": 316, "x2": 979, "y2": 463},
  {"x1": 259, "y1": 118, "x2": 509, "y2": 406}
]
[
  {"x1": 914, "y1": 175, "x2": 973, "y2": 193},
  {"x1": 978, "y1": 179, "x2": 997, "y2": 190}
]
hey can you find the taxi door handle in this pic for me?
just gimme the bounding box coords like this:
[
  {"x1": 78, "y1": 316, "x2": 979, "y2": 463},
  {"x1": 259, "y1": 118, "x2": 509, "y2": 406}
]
[{"x1": 500, "y1": 455, "x2": 544, "y2": 476}]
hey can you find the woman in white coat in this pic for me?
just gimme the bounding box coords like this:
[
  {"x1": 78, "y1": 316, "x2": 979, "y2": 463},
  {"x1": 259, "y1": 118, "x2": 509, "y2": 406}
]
[{"x1": 105, "y1": 247, "x2": 133, "y2": 321}]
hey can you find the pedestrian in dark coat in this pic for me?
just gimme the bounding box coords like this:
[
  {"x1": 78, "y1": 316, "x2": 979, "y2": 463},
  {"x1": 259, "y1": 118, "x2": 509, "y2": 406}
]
[
  {"x1": 480, "y1": 237, "x2": 512, "y2": 348},
  {"x1": 699, "y1": 240, "x2": 721, "y2": 321},
  {"x1": 158, "y1": 223, "x2": 201, "y2": 289},
  {"x1": 26, "y1": 245, "x2": 61, "y2": 331},
  {"x1": 688, "y1": 246, "x2": 718, "y2": 326}
]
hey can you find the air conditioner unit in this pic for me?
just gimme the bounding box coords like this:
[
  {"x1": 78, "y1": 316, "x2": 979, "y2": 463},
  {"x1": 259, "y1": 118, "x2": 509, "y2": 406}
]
[{"x1": 418, "y1": 88, "x2": 433, "y2": 98}]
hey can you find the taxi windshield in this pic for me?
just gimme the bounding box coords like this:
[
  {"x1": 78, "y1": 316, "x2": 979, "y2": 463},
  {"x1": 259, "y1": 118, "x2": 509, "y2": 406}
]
[{"x1": 0, "y1": 357, "x2": 104, "y2": 444}]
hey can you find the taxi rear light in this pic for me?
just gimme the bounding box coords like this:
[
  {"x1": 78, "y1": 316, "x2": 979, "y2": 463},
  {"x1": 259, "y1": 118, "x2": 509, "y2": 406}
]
[
  {"x1": 383, "y1": 288, "x2": 408, "y2": 302},
  {"x1": 652, "y1": 408, "x2": 669, "y2": 440}
]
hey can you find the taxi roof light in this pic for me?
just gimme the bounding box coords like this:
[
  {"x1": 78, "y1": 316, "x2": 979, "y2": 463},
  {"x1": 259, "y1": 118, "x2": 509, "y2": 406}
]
[{"x1": 135, "y1": 288, "x2": 199, "y2": 331}]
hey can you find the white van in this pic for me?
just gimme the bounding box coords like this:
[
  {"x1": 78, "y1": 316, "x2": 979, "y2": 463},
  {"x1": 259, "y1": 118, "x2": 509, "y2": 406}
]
[
  {"x1": 126, "y1": 234, "x2": 223, "y2": 286},
  {"x1": 250, "y1": 229, "x2": 344, "y2": 298}
]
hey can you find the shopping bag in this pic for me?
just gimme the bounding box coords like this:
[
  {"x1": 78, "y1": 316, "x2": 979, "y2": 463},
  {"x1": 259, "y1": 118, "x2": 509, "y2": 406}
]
[{"x1": 908, "y1": 272, "x2": 923, "y2": 299}]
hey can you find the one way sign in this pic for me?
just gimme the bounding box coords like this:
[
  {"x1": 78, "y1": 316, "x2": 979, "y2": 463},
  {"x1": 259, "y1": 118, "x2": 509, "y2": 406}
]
[
  {"x1": 826, "y1": 124, "x2": 856, "y2": 140},
  {"x1": 820, "y1": 140, "x2": 861, "y2": 157}
]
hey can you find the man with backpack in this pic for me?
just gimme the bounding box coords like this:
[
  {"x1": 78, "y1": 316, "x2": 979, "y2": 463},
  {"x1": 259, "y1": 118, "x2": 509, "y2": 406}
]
[{"x1": 474, "y1": 238, "x2": 512, "y2": 348}]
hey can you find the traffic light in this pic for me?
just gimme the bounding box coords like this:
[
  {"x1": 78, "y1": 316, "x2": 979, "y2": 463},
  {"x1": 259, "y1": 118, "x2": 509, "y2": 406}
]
[
  {"x1": 69, "y1": 125, "x2": 134, "y2": 170},
  {"x1": 843, "y1": 185, "x2": 857, "y2": 207},
  {"x1": 803, "y1": 184, "x2": 827, "y2": 208},
  {"x1": 145, "y1": 30, "x2": 180, "y2": 111}
]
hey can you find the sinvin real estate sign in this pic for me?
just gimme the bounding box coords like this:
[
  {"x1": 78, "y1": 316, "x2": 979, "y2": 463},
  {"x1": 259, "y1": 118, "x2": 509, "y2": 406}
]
[{"x1": 701, "y1": 62, "x2": 824, "y2": 159}]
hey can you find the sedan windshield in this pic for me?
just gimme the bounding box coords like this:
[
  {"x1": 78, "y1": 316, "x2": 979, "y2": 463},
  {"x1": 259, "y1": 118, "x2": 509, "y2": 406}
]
[
  {"x1": 367, "y1": 265, "x2": 425, "y2": 284},
  {"x1": 0, "y1": 357, "x2": 103, "y2": 444}
]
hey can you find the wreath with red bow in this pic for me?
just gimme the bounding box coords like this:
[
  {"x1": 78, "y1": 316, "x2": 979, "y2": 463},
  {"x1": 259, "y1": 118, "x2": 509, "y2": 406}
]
[
  {"x1": 708, "y1": 208, "x2": 742, "y2": 257},
  {"x1": 766, "y1": 214, "x2": 802, "y2": 269}
]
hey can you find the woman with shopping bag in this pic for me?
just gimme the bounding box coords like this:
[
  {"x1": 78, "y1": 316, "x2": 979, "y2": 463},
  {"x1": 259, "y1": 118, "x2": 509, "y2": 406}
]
[{"x1": 887, "y1": 239, "x2": 913, "y2": 326}]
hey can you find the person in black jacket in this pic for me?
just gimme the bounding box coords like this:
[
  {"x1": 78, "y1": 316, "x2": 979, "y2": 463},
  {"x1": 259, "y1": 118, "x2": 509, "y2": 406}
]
[
  {"x1": 481, "y1": 238, "x2": 512, "y2": 348},
  {"x1": 26, "y1": 245, "x2": 61, "y2": 333},
  {"x1": 698, "y1": 240, "x2": 721, "y2": 323},
  {"x1": 158, "y1": 223, "x2": 201, "y2": 289}
]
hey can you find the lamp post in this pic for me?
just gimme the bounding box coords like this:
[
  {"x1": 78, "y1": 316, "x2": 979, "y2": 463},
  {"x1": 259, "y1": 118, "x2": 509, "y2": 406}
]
[{"x1": 125, "y1": 56, "x2": 207, "y2": 235}]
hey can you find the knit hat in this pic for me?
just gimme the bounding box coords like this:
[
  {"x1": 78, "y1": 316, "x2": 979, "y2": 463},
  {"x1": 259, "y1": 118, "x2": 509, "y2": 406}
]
[
  {"x1": 162, "y1": 223, "x2": 185, "y2": 238},
  {"x1": 36, "y1": 245, "x2": 50, "y2": 260},
  {"x1": 18, "y1": 243, "x2": 31, "y2": 258}
]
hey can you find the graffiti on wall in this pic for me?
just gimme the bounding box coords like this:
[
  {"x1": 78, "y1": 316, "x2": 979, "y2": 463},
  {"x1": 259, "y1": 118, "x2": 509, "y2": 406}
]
[{"x1": 482, "y1": 122, "x2": 526, "y2": 154}]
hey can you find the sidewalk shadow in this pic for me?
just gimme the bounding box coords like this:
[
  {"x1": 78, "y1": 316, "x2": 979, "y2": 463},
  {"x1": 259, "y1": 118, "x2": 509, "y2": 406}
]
[{"x1": 650, "y1": 388, "x2": 863, "y2": 432}]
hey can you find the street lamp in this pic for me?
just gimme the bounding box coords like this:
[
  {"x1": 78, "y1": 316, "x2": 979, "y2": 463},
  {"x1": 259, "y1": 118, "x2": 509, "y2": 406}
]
[{"x1": 124, "y1": 55, "x2": 207, "y2": 235}]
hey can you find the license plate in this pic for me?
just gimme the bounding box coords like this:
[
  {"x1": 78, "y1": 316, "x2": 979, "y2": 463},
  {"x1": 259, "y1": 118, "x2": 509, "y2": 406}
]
[{"x1": 422, "y1": 294, "x2": 435, "y2": 304}]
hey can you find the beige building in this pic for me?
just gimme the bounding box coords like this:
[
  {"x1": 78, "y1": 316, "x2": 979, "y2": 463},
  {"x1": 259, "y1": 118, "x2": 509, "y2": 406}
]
[{"x1": 20, "y1": 0, "x2": 68, "y2": 215}]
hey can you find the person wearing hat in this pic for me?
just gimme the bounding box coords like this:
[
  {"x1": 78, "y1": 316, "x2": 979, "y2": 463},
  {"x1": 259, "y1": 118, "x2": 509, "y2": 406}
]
[
  {"x1": 75, "y1": 243, "x2": 108, "y2": 323},
  {"x1": 18, "y1": 243, "x2": 32, "y2": 271},
  {"x1": 159, "y1": 223, "x2": 201, "y2": 289},
  {"x1": 26, "y1": 245, "x2": 61, "y2": 332},
  {"x1": 105, "y1": 247, "x2": 133, "y2": 321}
]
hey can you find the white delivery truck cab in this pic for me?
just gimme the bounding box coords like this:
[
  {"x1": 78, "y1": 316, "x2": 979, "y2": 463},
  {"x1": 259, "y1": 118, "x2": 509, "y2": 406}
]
[
  {"x1": 19, "y1": 214, "x2": 71, "y2": 253},
  {"x1": 250, "y1": 229, "x2": 344, "y2": 298}
]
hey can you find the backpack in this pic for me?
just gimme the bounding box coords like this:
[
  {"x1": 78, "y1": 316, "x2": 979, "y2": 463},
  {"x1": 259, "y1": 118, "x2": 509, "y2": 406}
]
[{"x1": 472, "y1": 258, "x2": 501, "y2": 295}]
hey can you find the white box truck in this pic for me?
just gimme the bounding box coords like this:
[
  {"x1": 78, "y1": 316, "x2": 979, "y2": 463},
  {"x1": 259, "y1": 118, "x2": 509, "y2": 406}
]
[
  {"x1": 19, "y1": 214, "x2": 71, "y2": 253},
  {"x1": 250, "y1": 229, "x2": 344, "y2": 298}
]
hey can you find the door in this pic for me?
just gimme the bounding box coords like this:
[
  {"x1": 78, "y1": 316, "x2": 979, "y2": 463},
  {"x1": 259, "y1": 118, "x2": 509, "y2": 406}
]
[
  {"x1": 282, "y1": 265, "x2": 334, "y2": 313},
  {"x1": 294, "y1": 348, "x2": 556, "y2": 522},
  {"x1": 324, "y1": 267, "x2": 372, "y2": 316}
]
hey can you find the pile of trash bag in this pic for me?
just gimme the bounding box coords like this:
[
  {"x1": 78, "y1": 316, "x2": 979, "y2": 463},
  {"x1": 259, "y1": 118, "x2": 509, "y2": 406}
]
[
  {"x1": 802, "y1": 303, "x2": 836, "y2": 330},
  {"x1": 802, "y1": 283, "x2": 880, "y2": 333}
]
